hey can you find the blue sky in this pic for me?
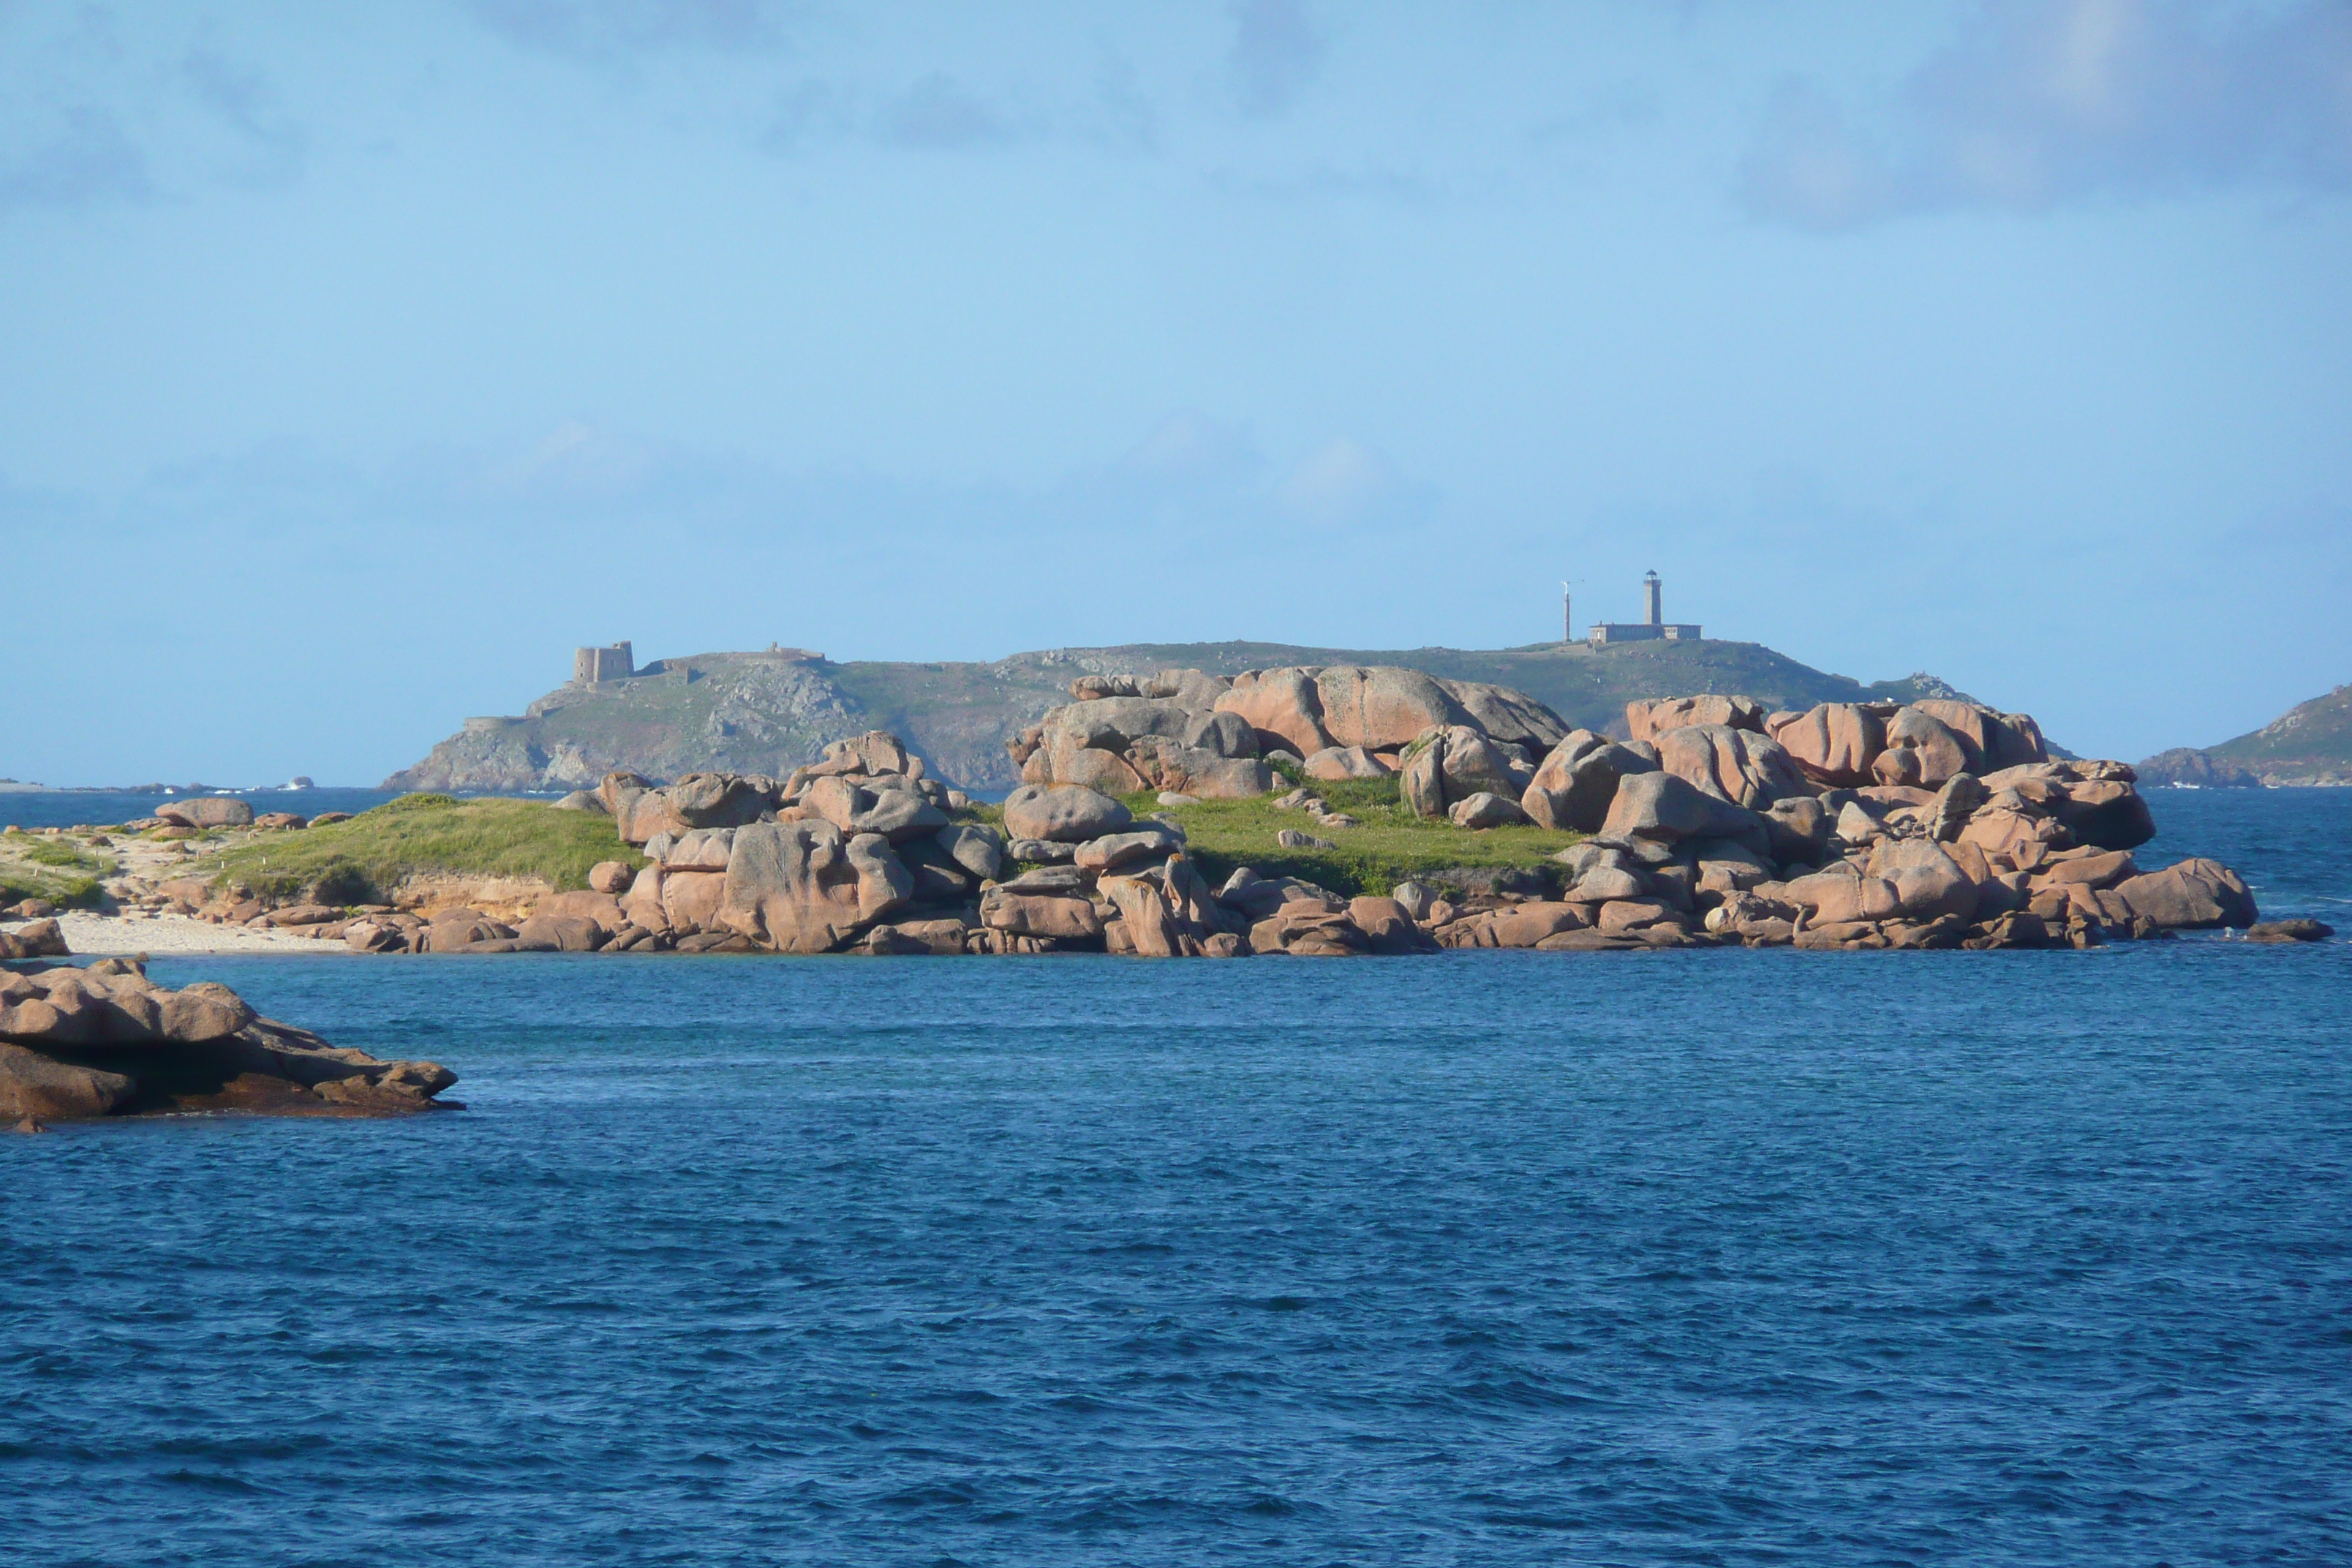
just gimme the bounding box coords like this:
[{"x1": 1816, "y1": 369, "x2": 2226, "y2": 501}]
[{"x1": 3, "y1": 1, "x2": 2348, "y2": 783}]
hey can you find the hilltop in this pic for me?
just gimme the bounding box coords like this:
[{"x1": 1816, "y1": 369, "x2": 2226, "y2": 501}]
[
  {"x1": 385, "y1": 639, "x2": 1975, "y2": 794},
  {"x1": 2139, "y1": 683, "x2": 2352, "y2": 788}
]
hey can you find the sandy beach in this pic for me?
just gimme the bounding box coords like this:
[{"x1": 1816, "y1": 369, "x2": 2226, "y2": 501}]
[{"x1": 39, "y1": 911, "x2": 351, "y2": 957}]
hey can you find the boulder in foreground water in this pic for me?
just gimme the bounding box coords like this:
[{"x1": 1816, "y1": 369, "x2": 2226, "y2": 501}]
[{"x1": 0, "y1": 960, "x2": 459, "y2": 1123}]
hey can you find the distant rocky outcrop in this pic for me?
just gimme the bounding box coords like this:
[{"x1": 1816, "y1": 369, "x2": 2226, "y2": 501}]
[
  {"x1": 384, "y1": 639, "x2": 1989, "y2": 795},
  {"x1": 2138, "y1": 683, "x2": 2352, "y2": 788},
  {"x1": 1003, "y1": 663, "x2": 1567, "y2": 799}
]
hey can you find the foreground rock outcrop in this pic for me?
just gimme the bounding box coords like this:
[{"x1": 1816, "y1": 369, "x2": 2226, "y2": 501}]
[{"x1": 1, "y1": 958, "x2": 458, "y2": 1123}]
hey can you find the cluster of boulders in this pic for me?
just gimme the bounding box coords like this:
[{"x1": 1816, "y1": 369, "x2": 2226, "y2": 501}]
[
  {"x1": 1434, "y1": 692, "x2": 2277, "y2": 951},
  {"x1": 1008, "y1": 665, "x2": 1567, "y2": 796},
  {"x1": 0, "y1": 957, "x2": 458, "y2": 1126},
  {"x1": 316, "y1": 728, "x2": 1430, "y2": 958}
]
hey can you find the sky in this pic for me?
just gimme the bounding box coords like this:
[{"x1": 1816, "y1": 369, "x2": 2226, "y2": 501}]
[{"x1": 2, "y1": 0, "x2": 2348, "y2": 783}]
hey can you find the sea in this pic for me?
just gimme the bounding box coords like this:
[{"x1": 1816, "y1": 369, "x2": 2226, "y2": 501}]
[
  {"x1": 1, "y1": 787, "x2": 434, "y2": 831},
  {"x1": 3, "y1": 789, "x2": 2348, "y2": 1566}
]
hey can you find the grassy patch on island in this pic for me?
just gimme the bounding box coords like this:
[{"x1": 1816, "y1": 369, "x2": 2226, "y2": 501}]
[
  {"x1": 0, "y1": 834, "x2": 113, "y2": 908},
  {"x1": 206, "y1": 795, "x2": 644, "y2": 904},
  {"x1": 1134, "y1": 776, "x2": 1580, "y2": 897}
]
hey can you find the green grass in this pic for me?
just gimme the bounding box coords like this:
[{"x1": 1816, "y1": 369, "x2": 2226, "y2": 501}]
[
  {"x1": 1135, "y1": 776, "x2": 1582, "y2": 897},
  {"x1": 0, "y1": 838, "x2": 110, "y2": 908},
  {"x1": 20, "y1": 840, "x2": 106, "y2": 871},
  {"x1": 205, "y1": 795, "x2": 646, "y2": 904}
]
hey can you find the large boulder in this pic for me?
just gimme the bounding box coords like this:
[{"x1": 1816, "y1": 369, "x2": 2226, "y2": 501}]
[
  {"x1": 1044, "y1": 697, "x2": 1258, "y2": 761},
  {"x1": 1074, "y1": 826, "x2": 1185, "y2": 873},
  {"x1": 936, "y1": 823, "x2": 1005, "y2": 882},
  {"x1": 1216, "y1": 665, "x2": 1567, "y2": 758},
  {"x1": 1600, "y1": 772, "x2": 1766, "y2": 845},
  {"x1": 1450, "y1": 792, "x2": 1529, "y2": 829},
  {"x1": 159, "y1": 981, "x2": 259, "y2": 1043},
  {"x1": 816, "y1": 731, "x2": 920, "y2": 780},
  {"x1": 1761, "y1": 796, "x2": 1832, "y2": 865},
  {"x1": 621, "y1": 866, "x2": 670, "y2": 935},
  {"x1": 1767, "y1": 704, "x2": 1885, "y2": 787},
  {"x1": 663, "y1": 870, "x2": 728, "y2": 932},
  {"x1": 1100, "y1": 876, "x2": 1180, "y2": 956},
  {"x1": 1315, "y1": 666, "x2": 1490, "y2": 751},
  {"x1": 597, "y1": 771, "x2": 656, "y2": 815},
  {"x1": 2051, "y1": 779, "x2": 2156, "y2": 852},
  {"x1": 1305, "y1": 746, "x2": 1395, "y2": 780},
  {"x1": 1874, "y1": 707, "x2": 1973, "y2": 789},
  {"x1": 0, "y1": 1042, "x2": 137, "y2": 1120},
  {"x1": 1123, "y1": 739, "x2": 1275, "y2": 799},
  {"x1": 1520, "y1": 731, "x2": 1658, "y2": 833},
  {"x1": 1781, "y1": 864, "x2": 1901, "y2": 926},
  {"x1": 1215, "y1": 668, "x2": 1336, "y2": 758},
  {"x1": 1003, "y1": 785, "x2": 1131, "y2": 844},
  {"x1": 2113, "y1": 858, "x2": 2257, "y2": 930},
  {"x1": 1909, "y1": 701, "x2": 2048, "y2": 772},
  {"x1": 1651, "y1": 724, "x2": 1810, "y2": 809},
  {"x1": 979, "y1": 889, "x2": 1102, "y2": 941},
  {"x1": 616, "y1": 788, "x2": 689, "y2": 846},
  {"x1": 1400, "y1": 725, "x2": 1520, "y2": 818},
  {"x1": 512, "y1": 913, "x2": 608, "y2": 952},
  {"x1": 156, "y1": 796, "x2": 254, "y2": 829},
  {"x1": 1441, "y1": 679, "x2": 1570, "y2": 752},
  {"x1": 1863, "y1": 837, "x2": 1979, "y2": 922},
  {"x1": 667, "y1": 773, "x2": 770, "y2": 830},
  {"x1": 717, "y1": 821, "x2": 911, "y2": 953},
  {"x1": 1627, "y1": 696, "x2": 1764, "y2": 743},
  {"x1": 897, "y1": 837, "x2": 977, "y2": 902}
]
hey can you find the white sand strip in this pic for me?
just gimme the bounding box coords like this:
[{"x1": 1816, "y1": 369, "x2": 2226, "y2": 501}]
[{"x1": 37, "y1": 912, "x2": 358, "y2": 957}]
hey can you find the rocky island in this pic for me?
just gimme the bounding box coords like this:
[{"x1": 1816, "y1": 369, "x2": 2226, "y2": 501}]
[{"x1": 48, "y1": 663, "x2": 2318, "y2": 962}]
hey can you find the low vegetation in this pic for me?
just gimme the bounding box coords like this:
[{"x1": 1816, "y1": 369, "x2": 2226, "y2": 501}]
[
  {"x1": 1129, "y1": 776, "x2": 1580, "y2": 897},
  {"x1": 206, "y1": 796, "x2": 645, "y2": 904},
  {"x1": 0, "y1": 834, "x2": 112, "y2": 908}
]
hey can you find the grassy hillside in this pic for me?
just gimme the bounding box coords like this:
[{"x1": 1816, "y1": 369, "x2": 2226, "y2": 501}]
[
  {"x1": 0, "y1": 834, "x2": 113, "y2": 907},
  {"x1": 207, "y1": 796, "x2": 644, "y2": 904},
  {"x1": 387, "y1": 638, "x2": 1977, "y2": 796},
  {"x1": 2165, "y1": 683, "x2": 2352, "y2": 785}
]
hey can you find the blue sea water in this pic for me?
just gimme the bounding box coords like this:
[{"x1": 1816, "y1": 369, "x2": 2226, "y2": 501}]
[
  {"x1": 1, "y1": 788, "x2": 451, "y2": 831},
  {"x1": 3, "y1": 791, "x2": 2349, "y2": 1566}
]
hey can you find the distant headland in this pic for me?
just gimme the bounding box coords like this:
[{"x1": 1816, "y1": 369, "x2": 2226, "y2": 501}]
[{"x1": 388, "y1": 613, "x2": 1978, "y2": 799}]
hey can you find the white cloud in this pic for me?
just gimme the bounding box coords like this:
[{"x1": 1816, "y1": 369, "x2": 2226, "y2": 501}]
[
  {"x1": 1121, "y1": 410, "x2": 1261, "y2": 488},
  {"x1": 1278, "y1": 436, "x2": 1403, "y2": 526},
  {"x1": 1226, "y1": 0, "x2": 1323, "y2": 119},
  {"x1": 467, "y1": 0, "x2": 789, "y2": 61},
  {"x1": 873, "y1": 72, "x2": 1013, "y2": 150},
  {"x1": 0, "y1": 106, "x2": 151, "y2": 210},
  {"x1": 1739, "y1": 0, "x2": 2352, "y2": 230}
]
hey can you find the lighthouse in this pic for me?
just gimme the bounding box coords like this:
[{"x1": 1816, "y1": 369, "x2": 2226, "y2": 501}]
[{"x1": 1587, "y1": 571, "x2": 1703, "y2": 644}]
